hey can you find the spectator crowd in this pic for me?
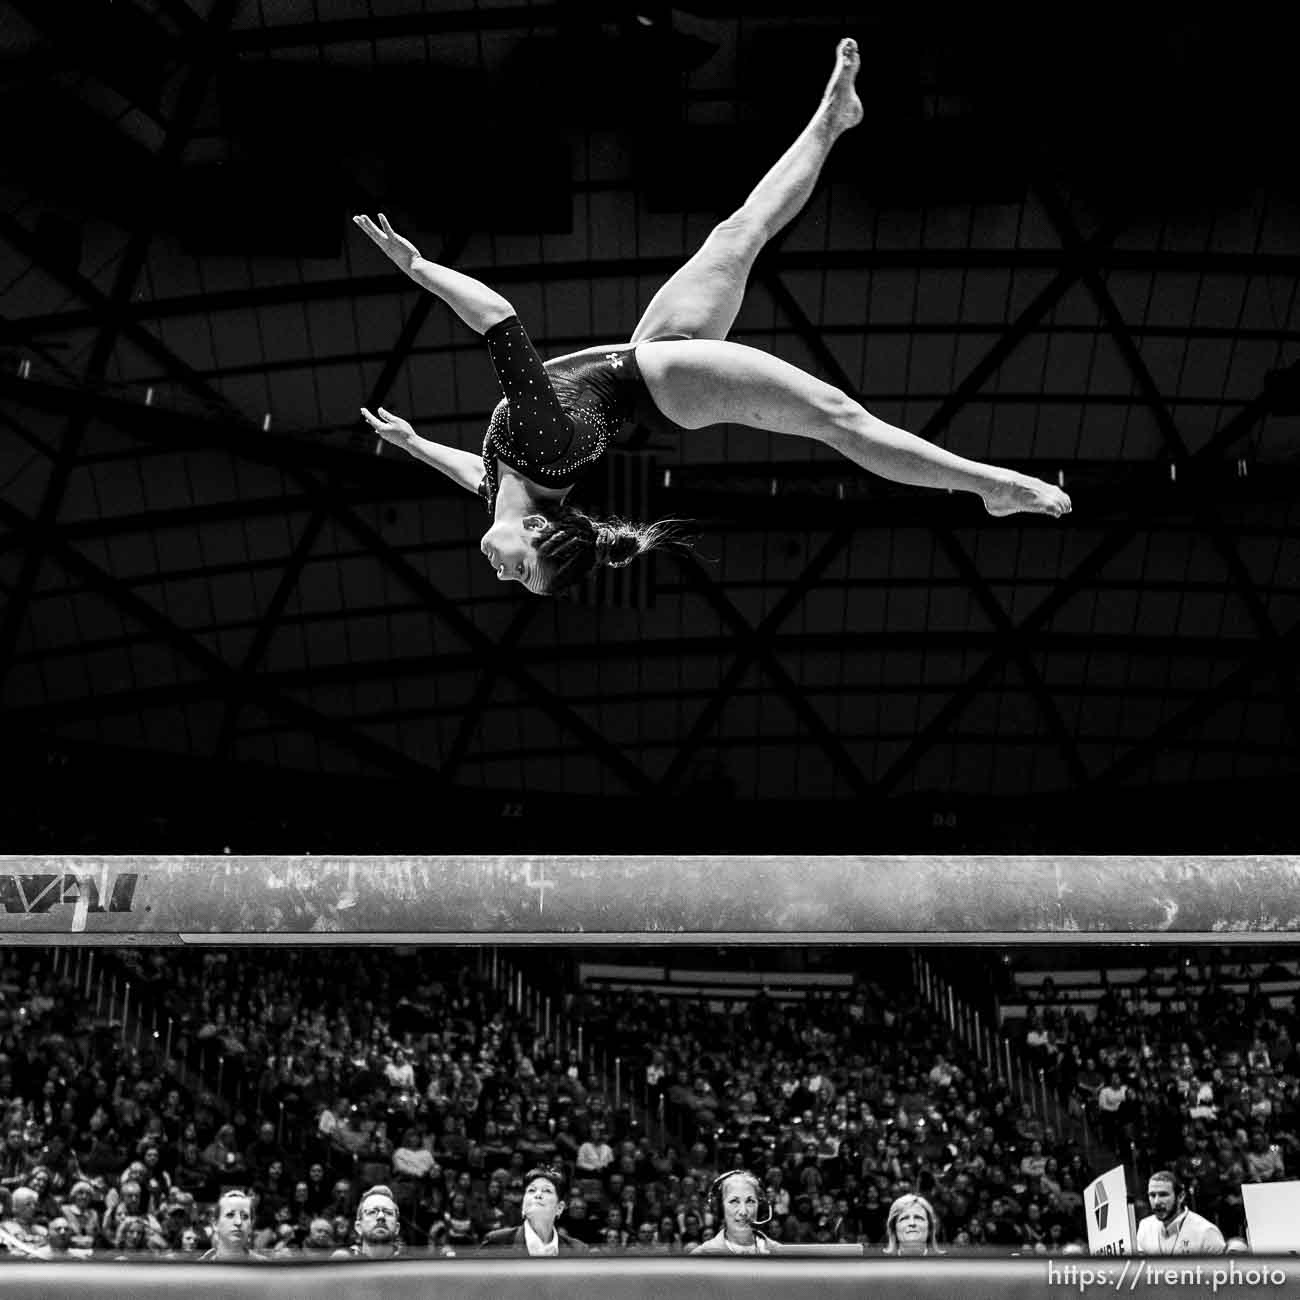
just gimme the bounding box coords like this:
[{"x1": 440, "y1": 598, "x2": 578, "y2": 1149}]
[
  {"x1": 1008, "y1": 960, "x2": 1299, "y2": 1241},
  {"x1": 1, "y1": 946, "x2": 1296, "y2": 1261}
]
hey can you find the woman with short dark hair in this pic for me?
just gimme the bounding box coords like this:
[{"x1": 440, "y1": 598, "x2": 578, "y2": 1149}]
[{"x1": 478, "y1": 1166, "x2": 588, "y2": 1255}]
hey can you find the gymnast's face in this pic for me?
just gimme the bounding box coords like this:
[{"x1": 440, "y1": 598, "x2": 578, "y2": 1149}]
[{"x1": 480, "y1": 516, "x2": 548, "y2": 594}]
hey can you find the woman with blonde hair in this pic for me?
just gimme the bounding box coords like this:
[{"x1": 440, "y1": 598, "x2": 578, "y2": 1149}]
[
  {"x1": 691, "y1": 1169, "x2": 779, "y2": 1256},
  {"x1": 882, "y1": 1192, "x2": 942, "y2": 1255}
]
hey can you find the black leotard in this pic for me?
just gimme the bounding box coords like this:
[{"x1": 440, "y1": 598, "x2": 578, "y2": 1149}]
[{"x1": 477, "y1": 315, "x2": 683, "y2": 513}]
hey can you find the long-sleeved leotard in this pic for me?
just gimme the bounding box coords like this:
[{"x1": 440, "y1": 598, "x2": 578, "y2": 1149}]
[{"x1": 477, "y1": 315, "x2": 685, "y2": 512}]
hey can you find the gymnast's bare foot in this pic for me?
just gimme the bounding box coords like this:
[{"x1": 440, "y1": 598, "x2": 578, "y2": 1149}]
[
  {"x1": 982, "y1": 471, "x2": 1072, "y2": 519},
  {"x1": 821, "y1": 37, "x2": 863, "y2": 136}
]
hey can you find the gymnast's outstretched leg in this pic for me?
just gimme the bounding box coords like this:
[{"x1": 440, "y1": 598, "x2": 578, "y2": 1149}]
[
  {"x1": 629, "y1": 36, "x2": 863, "y2": 345},
  {"x1": 637, "y1": 339, "x2": 1072, "y2": 517}
]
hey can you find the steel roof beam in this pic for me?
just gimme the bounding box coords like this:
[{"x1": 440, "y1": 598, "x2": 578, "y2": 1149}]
[
  {"x1": 0, "y1": 267, "x2": 659, "y2": 797},
  {"x1": 223, "y1": 4, "x2": 569, "y2": 52},
  {"x1": 931, "y1": 526, "x2": 1089, "y2": 786},
  {"x1": 1091, "y1": 613, "x2": 1300, "y2": 789},
  {"x1": 672, "y1": 552, "x2": 874, "y2": 799},
  {"x1": 0, "y1": 0, "x2": 239, "y2": 696},
  {"x1": 439, "y1": 604, "x2": 541, "y2": 783},
  {"x1": 212, "y1": 503, "x2": 330, "y2": 759},
  {"x1": 8, "y1": 642, "x2": 1288, "y2": 732},
  {"x1": 333, "y1": 508, "x2": 656, "y2": 795},
  {"x1": 362, "y1": 231, "x2": 468, "y2": 452},
  {"x1": 4, "y1": 627, "x2": 1278, "y2": 694},
  {"x1": 875, "y1": 390, "x2": 1282, "y2": 795},
  {"x1": 1036, "y1": 178, "x2": 1300, "y2": 749},
  {"x1": 746, "y1": 216, "x2": 1127, "y2": 789},
  {"x1": 0, "y1": 496, "x2": 434, "y2": 780},
  {"x1": 14, "y1": 249, "x2": 1299, "y2": 338},
  {"x1": 656, "y1": 527, "x2": 853, "y2": 793}
]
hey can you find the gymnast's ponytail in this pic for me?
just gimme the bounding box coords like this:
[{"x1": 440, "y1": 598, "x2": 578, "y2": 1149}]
[{"x1": 535, "y1": 506, "x2": 687, "y2": 595}]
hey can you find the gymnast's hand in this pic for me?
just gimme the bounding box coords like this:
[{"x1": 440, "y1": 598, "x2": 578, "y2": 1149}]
[
  {"x1": 352, "y1": 213, "x2": 421, "y2": 274},
  {"x1": 360, "y1": 405, "x2": 418, "y2": 449}
]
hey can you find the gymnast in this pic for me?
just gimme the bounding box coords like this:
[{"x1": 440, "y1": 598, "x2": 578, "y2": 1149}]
[{"x1": 355, "y1": 37, "x2": 1070, "y2": 596}]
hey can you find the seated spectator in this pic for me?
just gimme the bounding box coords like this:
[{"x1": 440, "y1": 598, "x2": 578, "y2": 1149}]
[
  {"x1": 59, "y1": 1179, "x2": 100, "y2": 1251},
  {"x1": 479, "y1": 1167, "x2": 588, "y2": 1256},
  {"x1": 244, "y1": 1121, "x2": 283, "y2": 1179},
  {"x1": 35, "y1": 1215, "x2": 94, "y2": 1260},
  {"x1": 882, "y1": 1193, "x2": 942, "y2": 1256},
  {"x1": 0, "y1": 1127, "x2": 33, "y2": 1192},
  {"x1": 443, "y1": 1191, "x2": 478, "y2": 1248},
  {"x1": 114, "y1": 1215, "x2": 158, "y2": 1257},
  {"x1": 0, "y1": 1187, "x2": 48, "y2": 1256},
  {"x1": 390, "y1": 1126, "x2": 437, "y2": 1210},
  {"x1": 23, "y1": 1165, "x2": 62, "y2": 1222},
  {"x1": 302, "y1": 1217, "x2": 338, "y2": 1259},
  {"x1": 1245, "y1": 1130, "x2": 1285, "y2": 1182},
  {"x1": 200, "y1": 1125, "x2": 246, "y2": 1181}
]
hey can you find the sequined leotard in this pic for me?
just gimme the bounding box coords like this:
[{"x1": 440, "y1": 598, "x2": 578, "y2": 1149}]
[{"x1": 476, "y1": 315, "x2": 680, "y2": 513}]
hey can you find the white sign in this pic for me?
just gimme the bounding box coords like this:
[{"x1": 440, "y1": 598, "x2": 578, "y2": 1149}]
[
  {"x1": 1085, "y1": 1164, "x2": 1135, "y2": 1256},
  {"x1": 1242, "y1": 1181, "x2": 1300, "y2": 1253}
]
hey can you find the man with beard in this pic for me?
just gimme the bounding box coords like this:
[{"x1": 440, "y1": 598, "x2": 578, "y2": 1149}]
[
  {"x1": 334, "y1": 1185, "x2": 403, "y2": 1259},
  {"x1": 1135, "y1": 1171, "x2": 1226, "y2": 1255},
  {"x1": 479, "y1": 1167, "x2": 588, "y2": 1255},
  {"x1": 200, "y1": 1188, "x2": 266, "y2": 1261}
]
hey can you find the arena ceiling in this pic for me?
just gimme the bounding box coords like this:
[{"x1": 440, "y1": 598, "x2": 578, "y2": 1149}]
[{"x1": 1, "y1": 2, "x2": 1298, "y2": 813}]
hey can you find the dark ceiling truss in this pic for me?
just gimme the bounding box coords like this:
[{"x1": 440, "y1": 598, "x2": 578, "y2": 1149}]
[
  {"x1": 84, "y1": 330, "x2": 1300, "y2": 403},
  {"x1": 0, "y1": 0, "x2": 240, "y2": 705},
  {"x1": 212, "y1": 502, "x2": 330, "y2": 760},
  {"x1": 0, "y1": 492, "x2": 435, "y2": 781},
  {"x1": 655, "y1": 528, "x2": 855, "y2": 794},
  {"x1": 1034, "y1": 177, "x2": 1300, "y2": 750},
  {"x1": 16, "y1": 319, "x2": 1300, "y2": 371},
  {"x1": 6, "y1": 625, "x2": 1289, "y2": 730},
  {"x1": 13, "y1": 248, "x2": 1300, "y2": 341},
  {"x1": 0, "y1": 390, "x2": 649, "y2": 794},
  {"x1": 1090, "y1": 610, "x2": 1300, "y2": 788},
  {"x1": 0, "y1": 248, "x2": 658, "y2": 800},
  {"x1": 929, "y1": 525, "x2": 1089, "y2": 788},
  {"x1": 221, "y1": 3, "x2": 572, "y2": 52},
  {"x1": 363, "y1": 232, "x2": 470, "y2": 435},
  {"x1": 3, "y1": 0, "x2": 182, "y2": 133},
  {"x1": 3, "y1": 5, "x2": 1296, "y2": 806},
  {"x1": 8, "y1": 621, "x2": 1289, "y2": 688},
  {"x1": 671, "y1": 551, "x2": 874, "y2": 800},
  {"x1": 719, "y1": 215, "x2": 1133, "y2": 792},
  {"x1": 874, "y1": 369, "x2": 1287, "y2": 795},
  {"x1": 735, "y1": 174, "x2": 1296, "y2": 796},
  {"x1": 6, "y1": 225, "x2": 1286, "y2": 798},
  {"x1": 210, "y1": 228, "x2": 473, "y2": 751},
  {"x1": 2, "y1": 381, "x2": 1294, "y2": 576},
  {"x1": 335, "y1": 507, "x2": 656, "y2": 794},
  {"x1": 439, "y1": 603, "x2": 541, "y2": 784}
]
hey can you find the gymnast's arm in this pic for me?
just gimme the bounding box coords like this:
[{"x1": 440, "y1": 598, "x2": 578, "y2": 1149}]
[
  {"x1": 353, "y1": 213, "x2": 513, "y2": 335},
  {"x1": 360, "y1": 406, "x2": 485, "y2": 494}
]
